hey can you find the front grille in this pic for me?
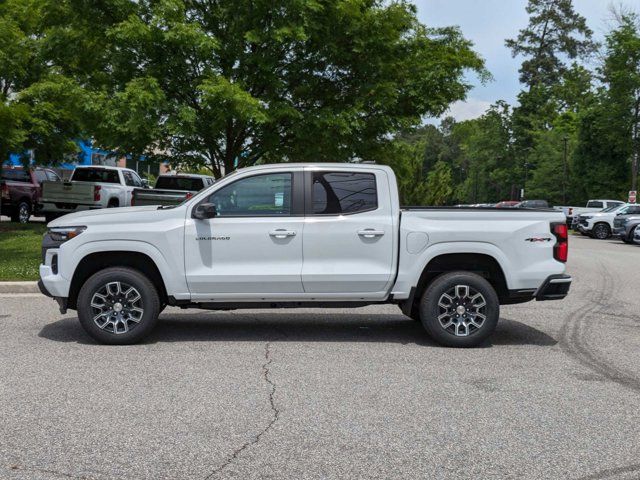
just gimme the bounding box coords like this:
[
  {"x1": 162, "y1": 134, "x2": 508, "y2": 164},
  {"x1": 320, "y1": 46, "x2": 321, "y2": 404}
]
[{"x1": 614, "y1": 218, "x2": 625, "y2": 227}]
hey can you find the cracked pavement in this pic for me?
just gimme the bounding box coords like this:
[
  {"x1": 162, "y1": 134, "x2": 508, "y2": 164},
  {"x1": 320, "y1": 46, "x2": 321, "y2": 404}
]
[{"x1": 1, "y1": 235, "x2": 640, "y2": 479}]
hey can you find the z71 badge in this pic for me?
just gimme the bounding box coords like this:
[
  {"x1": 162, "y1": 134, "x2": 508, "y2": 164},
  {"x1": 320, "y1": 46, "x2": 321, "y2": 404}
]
[{"x1": 525, "y1": 237, "x2": 552, "y2": 242}]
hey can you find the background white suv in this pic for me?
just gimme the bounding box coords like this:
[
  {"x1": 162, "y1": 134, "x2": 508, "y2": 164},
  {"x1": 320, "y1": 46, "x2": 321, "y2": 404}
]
[{"x1": 577, "y1": 203, "x2": 640, "y2": 239}]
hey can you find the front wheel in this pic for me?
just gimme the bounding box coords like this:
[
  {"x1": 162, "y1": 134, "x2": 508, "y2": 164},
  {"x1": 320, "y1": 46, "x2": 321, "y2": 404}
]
[
  {"x1": 77, "y1": 267, "x2": 160, "y2": 344},
  {"x1": 591, "y1": 223, "x2": 610, "y2": 240},
  {"x1": 419, "y1": 272, "x2": 499, "y2": 347}
]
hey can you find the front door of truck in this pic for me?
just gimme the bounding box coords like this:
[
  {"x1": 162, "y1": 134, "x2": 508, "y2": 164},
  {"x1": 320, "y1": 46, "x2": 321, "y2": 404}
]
[
  {"x1": 184, "y1": 169, "x2": 304, "y2": 299},
  {"x1": 301, "y1": 168, "x2": 395, "y2": 295}
]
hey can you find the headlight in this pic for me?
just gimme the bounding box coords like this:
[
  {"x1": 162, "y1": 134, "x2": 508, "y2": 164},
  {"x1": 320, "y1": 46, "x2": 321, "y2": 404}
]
[{"x1": 48, "y1": 226, "x2": 86, "y2": 242}]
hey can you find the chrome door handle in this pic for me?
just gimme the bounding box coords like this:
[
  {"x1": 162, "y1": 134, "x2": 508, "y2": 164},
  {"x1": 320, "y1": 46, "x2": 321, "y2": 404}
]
[
  {"x1": 358, "y1": 229, "x2": 385, "y2": 238},
  {"x1": 269, "y1": 229, "x2": 296, "y2": 239}
]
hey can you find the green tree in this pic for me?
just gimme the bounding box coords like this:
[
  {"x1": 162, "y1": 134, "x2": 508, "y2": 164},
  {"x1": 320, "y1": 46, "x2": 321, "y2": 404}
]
[
  {"x1": 425, "y1": 160, "x2": 453, "y2": 206},
  {"x1": 600, "y1": 13, "x2": 640, "y2": 191},
  {"x1": 45, "y1": 0, "x2": 486, "y2": 177},
  {"x1": 505, "y1": 0, "x2": 595, "y2": 90}
]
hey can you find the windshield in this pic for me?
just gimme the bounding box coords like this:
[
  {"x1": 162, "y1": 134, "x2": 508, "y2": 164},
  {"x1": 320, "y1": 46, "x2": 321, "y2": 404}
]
[
  {"x1": 72, "y1": 168, "x2": 120, "y2": 183},
  {"x1": 602, "y1": 205, "x2": 622, "y2": 213},
  {"x1": 155, "y1": 176, "x2": 204, "y2": 191}
]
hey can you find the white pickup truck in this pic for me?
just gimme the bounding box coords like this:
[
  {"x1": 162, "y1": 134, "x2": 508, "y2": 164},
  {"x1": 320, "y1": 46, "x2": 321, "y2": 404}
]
[
  {"x1": 555, "y1": 199, "x2": 624, "y2": 228},
  {"x1": 41, "y1": 166, "x2": 146, "y2": 216},
  {"x1": 38, "y1": 163, "x2": 572, "y2": 347}
]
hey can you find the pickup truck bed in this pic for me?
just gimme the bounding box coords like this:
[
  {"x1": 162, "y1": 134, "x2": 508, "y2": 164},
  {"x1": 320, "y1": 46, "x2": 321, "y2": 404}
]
[{"x1": 39, "y1": 163, "x2": 571, "y2": 347}]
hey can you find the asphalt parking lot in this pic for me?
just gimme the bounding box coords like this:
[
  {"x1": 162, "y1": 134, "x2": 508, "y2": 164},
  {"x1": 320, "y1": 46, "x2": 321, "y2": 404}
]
[{"x1": 1, "y1": 235, "x2": 639, "y2": 479}]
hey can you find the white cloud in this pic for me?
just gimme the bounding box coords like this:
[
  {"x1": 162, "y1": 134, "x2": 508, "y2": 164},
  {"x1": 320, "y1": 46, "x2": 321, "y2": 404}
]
[{"x1": 443, "y1": 98, "x2": 492, "y2": 122}]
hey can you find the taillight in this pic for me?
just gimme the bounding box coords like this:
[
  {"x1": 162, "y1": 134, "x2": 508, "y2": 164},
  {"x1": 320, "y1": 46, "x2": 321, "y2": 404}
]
[
  {"x1": 185, "y1": 192, "x2": 193, "y2": 200},
  {"x1": 552, "y1": 222, "x2": 568, "y2": 262},
  {"x1": 93, "y1": 185, "x2": 101, "y2": 201},
  {"x1": 568, "y1": 208, "x2": 573, "y2": 216},
  {"x1": 1, "y1": 182, "x2": 8, "y2": 200}
]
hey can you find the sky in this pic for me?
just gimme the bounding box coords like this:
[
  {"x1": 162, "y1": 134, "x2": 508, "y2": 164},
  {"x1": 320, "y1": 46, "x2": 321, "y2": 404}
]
[{"x1": 414, "y1": 0, "x2": 634, "y2": 122}]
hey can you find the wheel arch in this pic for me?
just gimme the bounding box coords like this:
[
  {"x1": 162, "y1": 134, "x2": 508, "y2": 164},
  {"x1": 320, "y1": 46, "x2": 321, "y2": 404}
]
[
  {"x1": 402, "y1": 252, "x2": 509, "y2": 319},
  {"x1": 67, "y1": 251, "x2": 168, "y2": 310}
]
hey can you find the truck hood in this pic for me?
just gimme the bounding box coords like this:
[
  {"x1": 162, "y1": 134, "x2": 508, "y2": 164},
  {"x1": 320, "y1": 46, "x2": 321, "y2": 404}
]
[{"x1": 47, "y1": 206, "x2": 176, "y2": 227}]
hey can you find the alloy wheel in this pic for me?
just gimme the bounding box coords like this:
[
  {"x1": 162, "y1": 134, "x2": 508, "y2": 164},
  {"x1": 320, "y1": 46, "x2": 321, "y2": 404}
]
[
  {"x1": 90, "y1": 281, "x2": 144, "y2": 334},
  {"x1": 437, "y1": 284, "x2": 487, "y2": 337},
  {"x1": 18, "y1": 204, "x2": 29, "y2": 223},
  {"x1": 594, "y1": 224, "x2": 609, "y2": 239}
]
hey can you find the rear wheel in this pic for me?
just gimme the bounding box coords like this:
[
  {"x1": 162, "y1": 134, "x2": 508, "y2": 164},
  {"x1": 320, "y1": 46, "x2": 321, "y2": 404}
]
[
  {"x1": 77, "y1": 267, "x2": 160, "y2": 345},
  {"x1": 591, "y1": 223, "x2": 610, "y2": 240},
  {"x1": 419, "y1": 272, "x2": 499, "y2": 347},
  {"x1": 10, "y1": 201, "x2": 31, "y2": 223}
]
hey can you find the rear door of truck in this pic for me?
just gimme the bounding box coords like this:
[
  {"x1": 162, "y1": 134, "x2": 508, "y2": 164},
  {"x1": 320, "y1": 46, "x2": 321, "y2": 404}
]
[{"x1": 301, "y1": 167, "x2": 395, "y2": 295}]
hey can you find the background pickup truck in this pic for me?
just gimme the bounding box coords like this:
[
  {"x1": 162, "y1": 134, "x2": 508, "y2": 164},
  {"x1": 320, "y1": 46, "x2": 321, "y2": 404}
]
[
  {"x1": 41, "y1": 166, "x2": 145, "y2": 217},
  {"x1": 555, "y1": 199, "x2": 624, "y2": 228},
  {"x1": 131, "y1": 174, "x2": 215, "y2": 206},
  {"x1": 1, "y1": 166, "x2": 61, "y2": 222},
  {"x1": 39, "y1": 163, "x2": 572, "y2": 347}
]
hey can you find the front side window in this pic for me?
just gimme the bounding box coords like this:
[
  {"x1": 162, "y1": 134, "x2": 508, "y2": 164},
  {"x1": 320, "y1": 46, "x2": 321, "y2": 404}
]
[
  {"x1": 208, "y1": 173, "x2": 292, "y2": 216},
  {"x1": 45, "y1": 170, "x2": 61, "y2": 182},
  {"x1": 34, "y1": 170, "x2": 47, "y2": 184},
  {"x1": 587, "y1": 201, "x2": 604, "y2": 209},
  {"x1": 312, "y1": 172, "x2": 377, "y2": 215}
]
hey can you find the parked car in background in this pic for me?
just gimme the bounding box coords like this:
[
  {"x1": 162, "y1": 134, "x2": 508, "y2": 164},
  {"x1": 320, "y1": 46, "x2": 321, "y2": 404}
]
[
  {"x1": 495, "y1": 200, "x2": 520, "y2": 208},
  {"x1": 576, "y1": 203, "x2": 639, "y2": 239},
  {"x1": 613, "y1": 215, "x2": 640, "y2": 244},
  {"x1": 516, "y1": 200, "x2": 549, "y2": 209},
  {"x1": 555, "y1": 199, "x2": 624, "y2": 229},
  {"x1": 41, "y1": 166, "x2": 144, "y2": 219},
  {"x1": 1, "y1": 166, "x2": 61, "y2": 222},
  {"x1": 131, "y1": 173, "x2": 215, "y2": 206}
]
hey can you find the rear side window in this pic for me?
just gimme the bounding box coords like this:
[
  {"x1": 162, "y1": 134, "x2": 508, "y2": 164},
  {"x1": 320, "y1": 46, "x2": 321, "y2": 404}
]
[
  {"x1": 312, "y1": 172, "x2": 377, "y2": 215},
  {"x1": 72, "y1": 168, "x2": 120, "y2": 183},
  {"x1": 156, "y1": 176, "x2": 204, "y2": 191},
  {"x1": 587, "y1": 201, "x2": 604, "y2": 208},
  {"x1": 1, "y1": 169, "x2": 29, "y2": 182}
]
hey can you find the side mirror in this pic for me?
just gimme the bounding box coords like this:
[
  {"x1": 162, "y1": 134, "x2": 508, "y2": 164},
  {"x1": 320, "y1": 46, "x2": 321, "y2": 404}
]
[{"x1": 193, "y1": 203, "x2": 217, "y2": 219}]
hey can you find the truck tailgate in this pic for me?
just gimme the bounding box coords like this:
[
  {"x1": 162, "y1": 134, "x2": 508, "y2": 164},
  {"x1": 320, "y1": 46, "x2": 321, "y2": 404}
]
[
  {"x1": 132, "y1": 188, "x2": 192, "y2": 206},
  {"x1": 42, "y1": 181, "x2": 95, "y2": 205}
]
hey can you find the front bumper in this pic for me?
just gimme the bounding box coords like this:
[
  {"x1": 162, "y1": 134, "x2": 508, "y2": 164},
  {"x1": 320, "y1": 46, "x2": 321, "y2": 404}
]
[
  {"x1": 535, "y1": 274, "x2": 572, "y2": 301},
  {"x1": 38, "y1": 278, "x2": 68, "y2": 314},
  {"x1": 613, "y1": 226, "x2": 626, "y2": 237}
]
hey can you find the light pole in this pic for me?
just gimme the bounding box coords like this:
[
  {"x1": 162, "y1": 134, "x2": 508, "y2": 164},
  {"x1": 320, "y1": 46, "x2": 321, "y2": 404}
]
[
  {"x1": 562, "y1": 136, "x2": 568, "y2": 204},
  {"x1": 522, "y1": 162, "x2": 532, "y2": 200}
]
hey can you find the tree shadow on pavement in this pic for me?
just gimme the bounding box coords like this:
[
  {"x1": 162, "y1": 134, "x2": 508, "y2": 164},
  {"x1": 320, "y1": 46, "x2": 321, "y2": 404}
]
[{"x1": 39, "y1": 313, "x2": 557, "y2": 347}]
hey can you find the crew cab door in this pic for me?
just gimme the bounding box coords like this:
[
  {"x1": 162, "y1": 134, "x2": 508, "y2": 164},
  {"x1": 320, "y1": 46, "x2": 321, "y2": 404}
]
[
  {"x1": 301, "y1": 168, "x2": 395, "y2": 295},
  {"x1": 184, "y1": 169, "x2": 304, "y2": 299}
]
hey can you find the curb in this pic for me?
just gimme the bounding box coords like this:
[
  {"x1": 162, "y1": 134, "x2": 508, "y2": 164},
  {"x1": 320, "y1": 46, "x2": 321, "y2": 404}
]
[{"x1": 0, "y1": 281, "x2": 40, "y2": 294}]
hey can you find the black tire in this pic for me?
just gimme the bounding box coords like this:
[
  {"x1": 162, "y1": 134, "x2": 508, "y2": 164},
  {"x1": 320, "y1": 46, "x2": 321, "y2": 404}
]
[
  {"x1": 77, "y1": 267, "x2": 160, "y2": 345},
  {"x1": 591, "y1": 223, "x2": 610, "y2": 240},
  {"x1": 623, "y1": 226, "x2": 637, "y2": 244},
  {"x1": 419, "y1": 271, "x2": 499, "y2": 348},
  {"x1": 10, "y1": 201, "x2": 31, "y2": 223},
  {"x1": 107, "y1": 199, "x2": 119, "y2": 208}
]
